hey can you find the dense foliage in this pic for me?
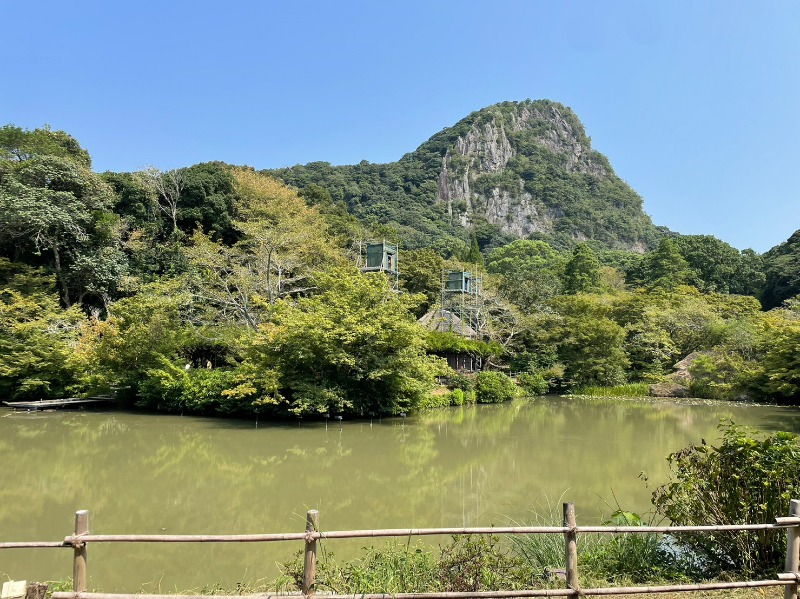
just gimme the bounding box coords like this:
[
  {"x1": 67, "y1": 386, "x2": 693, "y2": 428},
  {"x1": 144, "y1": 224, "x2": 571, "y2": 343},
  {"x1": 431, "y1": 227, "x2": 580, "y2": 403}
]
[
  {"x1": 652, "y1": 424, "x2": 800, "y2": 575},
  {"x1": 1, "y1": 118, "x2": 799, "y2": 415}
]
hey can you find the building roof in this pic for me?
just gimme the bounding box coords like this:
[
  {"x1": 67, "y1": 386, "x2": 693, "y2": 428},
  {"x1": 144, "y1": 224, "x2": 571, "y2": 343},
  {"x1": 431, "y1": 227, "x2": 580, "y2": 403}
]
[{"x1": 417, "y1": 308, "x2": 478, "y2": 339}]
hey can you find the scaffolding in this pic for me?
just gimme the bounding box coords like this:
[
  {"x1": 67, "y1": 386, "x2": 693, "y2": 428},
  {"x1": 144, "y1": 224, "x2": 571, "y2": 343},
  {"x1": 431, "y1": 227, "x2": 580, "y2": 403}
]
[
  {"x1": 359, "y1": 240, "x2": 399, "y2": 290},
  {"x1": 438, "y1": 268, "x2": 486, "y2": 339}
]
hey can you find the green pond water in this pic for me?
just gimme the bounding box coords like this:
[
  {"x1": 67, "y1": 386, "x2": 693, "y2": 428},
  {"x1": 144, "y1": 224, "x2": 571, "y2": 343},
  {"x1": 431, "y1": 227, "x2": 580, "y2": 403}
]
[{"x1": 1, "y1": 396, "x2": 799, "y2": 591}]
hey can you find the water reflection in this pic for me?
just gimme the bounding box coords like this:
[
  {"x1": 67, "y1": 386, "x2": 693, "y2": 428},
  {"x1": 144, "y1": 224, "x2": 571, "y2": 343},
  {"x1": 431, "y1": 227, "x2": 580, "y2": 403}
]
[{"x1": 1, "y1": 397, "x2": 799, "y2": 591}]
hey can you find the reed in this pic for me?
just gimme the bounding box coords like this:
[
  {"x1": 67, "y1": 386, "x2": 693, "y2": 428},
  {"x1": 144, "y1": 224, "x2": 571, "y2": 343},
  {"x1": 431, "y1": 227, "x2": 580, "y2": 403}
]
[{"x1": 573, "y1": 384, "x2": 650, "y2": 397}]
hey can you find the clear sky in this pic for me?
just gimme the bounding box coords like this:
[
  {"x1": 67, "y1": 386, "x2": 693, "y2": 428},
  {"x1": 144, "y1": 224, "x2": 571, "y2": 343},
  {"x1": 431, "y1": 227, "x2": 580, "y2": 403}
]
[{"x1": 2, "y1": 0, "x2": 798, "y2": 252}]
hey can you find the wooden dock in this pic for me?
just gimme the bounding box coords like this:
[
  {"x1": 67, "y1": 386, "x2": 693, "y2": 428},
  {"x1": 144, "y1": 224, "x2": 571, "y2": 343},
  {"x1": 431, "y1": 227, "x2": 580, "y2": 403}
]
[{"x1": 2, "y1": 397, "x2": 112, "y2": 411}]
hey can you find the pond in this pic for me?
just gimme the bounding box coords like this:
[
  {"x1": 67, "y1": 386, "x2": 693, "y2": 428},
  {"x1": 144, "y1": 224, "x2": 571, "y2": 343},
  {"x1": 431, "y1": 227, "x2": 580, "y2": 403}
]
[{"x1": 1, "y1": 396, "x2": 799, "y2": 591}]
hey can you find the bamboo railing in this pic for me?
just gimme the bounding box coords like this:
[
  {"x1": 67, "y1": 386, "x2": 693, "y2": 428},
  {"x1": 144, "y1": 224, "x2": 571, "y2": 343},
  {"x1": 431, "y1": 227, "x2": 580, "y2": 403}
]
[{"x1": 2, "y1": 501, "x2": 800, "y2": 599}]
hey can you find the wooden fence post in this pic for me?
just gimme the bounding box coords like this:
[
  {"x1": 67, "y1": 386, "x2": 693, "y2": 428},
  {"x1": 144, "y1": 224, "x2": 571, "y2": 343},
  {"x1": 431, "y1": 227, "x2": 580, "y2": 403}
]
[
  {"x1": 73, "y1": 510, "x2": 89, "y2": 593},
  {"x1": 563, "y1": 502, "x2": 579, "y2": 596},
  {"x1": 302, "y1": 510, "x2": 320, "y2": 597},
  {"x1": 784, "y1": 500, "x2": 800, "y2": 599}
]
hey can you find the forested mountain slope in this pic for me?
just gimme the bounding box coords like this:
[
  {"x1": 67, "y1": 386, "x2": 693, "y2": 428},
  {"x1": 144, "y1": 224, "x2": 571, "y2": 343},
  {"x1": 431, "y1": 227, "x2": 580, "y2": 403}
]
[{"x1": 269, "y1": 100, "x2": 663, "y2": 254}]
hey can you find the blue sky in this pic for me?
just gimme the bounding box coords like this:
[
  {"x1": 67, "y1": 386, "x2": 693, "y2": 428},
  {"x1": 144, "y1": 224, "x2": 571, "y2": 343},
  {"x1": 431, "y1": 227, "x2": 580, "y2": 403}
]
[{"x1": 2, "y1": 0, "x2": 798, "y2": 252}]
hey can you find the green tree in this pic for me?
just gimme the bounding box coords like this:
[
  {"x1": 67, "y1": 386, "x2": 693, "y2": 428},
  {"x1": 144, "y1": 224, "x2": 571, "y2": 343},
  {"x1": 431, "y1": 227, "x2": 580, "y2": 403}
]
[
  {"x1": 246, "y1": 268, "x2": 440, "y2": 416},
  {"x1": 762, "y1": 230, "x2": 800, "y2": 309},
  {"x1": 549, "y1": 294, "x2": 629, "y2": 387},
  {"x1": 486, "y1": 240, "x2": 563, "y2": 310},
  {"x1": 758, "y1": 312, "x2": 800, "y2": 401},
  {"x1": 400, "y1": 248, "x2": 446, "y2": 317},
  {"x1": 465, "y1": 229, "x2": 484, "y2": 265},
  {"x1": 562, "y1": 243, "x2": 602, "y2": 294},
  {"x1": 183, "y1": 170, "x2": 341, "y2": 329},
  {"x1": 0, "y1": 260, "x2": 84, "y2": 399},
  {"x1": 0, "y1": 124, "x2": 91, "y2": 167},
  {"x1": 639, "y1": 239, "x2": 691, "y2": 291},
  {"x1": 85, "y1": 279, "x2": 195, "y2": 402},
  {"x1": 673, "y1": 235, "x2": 764, "y2": 295},
  {"x1": 0, "y1": 153, "x2": 120, "y2": 307}
]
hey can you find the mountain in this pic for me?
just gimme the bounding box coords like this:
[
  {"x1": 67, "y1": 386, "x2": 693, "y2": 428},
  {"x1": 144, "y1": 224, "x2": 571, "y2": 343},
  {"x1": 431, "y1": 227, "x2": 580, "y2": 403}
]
[{"x1": 268, "y1": 100, "x2": 662, "y2": 255}]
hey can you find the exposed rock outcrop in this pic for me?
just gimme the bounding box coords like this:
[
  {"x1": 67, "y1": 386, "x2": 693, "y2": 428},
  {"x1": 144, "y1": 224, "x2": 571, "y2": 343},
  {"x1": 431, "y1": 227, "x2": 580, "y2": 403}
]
[
  {"x1": 649, "y1": 352, "x2": 703, "y2": 398},
  {"x1": 434, "y1": 101, "x2": 649, "y2": 250}
]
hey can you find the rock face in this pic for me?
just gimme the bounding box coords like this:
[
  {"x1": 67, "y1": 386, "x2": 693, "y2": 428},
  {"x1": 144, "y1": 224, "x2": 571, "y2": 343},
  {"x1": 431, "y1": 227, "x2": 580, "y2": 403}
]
[
  {"x1": 434, "y1": 100, "x2": 653, "y2": 251},
  {"x1": 649, "y1": 352, "x2": 703, "y2": 398},
  {"x1": 649, "y1": 381, "x2": 691, "y2": 398}
]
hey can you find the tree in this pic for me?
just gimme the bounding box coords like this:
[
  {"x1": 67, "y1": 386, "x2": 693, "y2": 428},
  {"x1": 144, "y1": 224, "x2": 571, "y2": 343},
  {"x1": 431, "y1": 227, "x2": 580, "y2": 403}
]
[
  {"x1": 758, "y1": 312, "x2": 800, "y2": 401},
  {"x1": 244, "y1": 268, "x2": 440, "y2": 416},
  {"x1": 0, "y1": 153, "x2": 120, "y2": 307},
  {"x1": 139, "y1": 166, "x2": 186, "y2": 235},
  {"x1": 0, "y1": 260, "x2": 84, "y2": 399},
  {"x1": 486, "y1": 240, "x2": 563, "y2": 310},
  {"x1": 465, "y1": 229, "x2": 484, "y2": 265},
  {"x1": 178, "y1": 162, "x2": 240, "y2": 244},
  {"x1": 549, "y1": 293, "x2": 629, "y2": 387},
  {"x1": 639, "y1": 239, "x2": 691, "y2": 291},
  {"x1": 0, "y1": 124, "x2": 91, "y2": 167},
  {"x1": 84, "y1": 279, "x2": 195, "y2": 401},
  {"x1": 762, "y1": 230, "x2": 800, "y2": 309},
  {"x1": 184, "y1": 170, "x2": 340, "y2": 329},
  {"x1": 400, "y1": 248, "x2": 446, "y2": 317},
  {"x1": 562, "y1": 243, "x2": 602, "y2": 294},
  {"x1": 674, "y1": 235, "x2": 762, "y2": 294}
]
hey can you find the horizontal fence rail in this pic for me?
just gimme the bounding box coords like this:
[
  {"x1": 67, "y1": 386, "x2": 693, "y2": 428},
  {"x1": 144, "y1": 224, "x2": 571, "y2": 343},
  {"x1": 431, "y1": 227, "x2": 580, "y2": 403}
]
[{"x1": 3, "y1": 500, "x2": 800, "y2": 599}]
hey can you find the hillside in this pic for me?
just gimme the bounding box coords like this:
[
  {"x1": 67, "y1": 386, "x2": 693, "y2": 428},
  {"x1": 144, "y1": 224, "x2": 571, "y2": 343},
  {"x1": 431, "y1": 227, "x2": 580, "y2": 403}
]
[{"x1": 269, "y1": 100, "x2": 663, "y2": 254}]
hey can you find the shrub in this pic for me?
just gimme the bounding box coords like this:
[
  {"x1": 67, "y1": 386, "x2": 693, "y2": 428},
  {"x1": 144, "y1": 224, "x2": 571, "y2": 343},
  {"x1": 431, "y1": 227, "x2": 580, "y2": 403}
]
[
  {"x1": 278, "y1": 537, "x2": 530, "y2": 594},
  {"x1": 652, "y1": 423, "x2": 800, "y2": 576},
  {"x1": 517, "y1": 372, "x2": 549, "y2": 396},
  {"x1": 417, "y1": 391, "x2": 453, "y2": 411},
  {"x1": 474, "y1": 371, "x2": 518, "y2": 403},
  {"x1": 448, "y1": 372, "x2": 474, "y2": 392},
  {"x1": 450, "y1": 388, "x2": 465, "y2": 405},
  {"x1": 437, "y1": 535, "x2": 530, "y2": 591},
  {"x1": 137, "y1": 364, "x2": 241, "y2": 414}
]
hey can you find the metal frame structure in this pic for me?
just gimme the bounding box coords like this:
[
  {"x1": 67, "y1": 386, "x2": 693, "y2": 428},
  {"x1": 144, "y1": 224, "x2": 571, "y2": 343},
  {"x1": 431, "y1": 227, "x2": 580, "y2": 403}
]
[{"x1": 359, "y1": 240, "x2": 399, "y2": 291}]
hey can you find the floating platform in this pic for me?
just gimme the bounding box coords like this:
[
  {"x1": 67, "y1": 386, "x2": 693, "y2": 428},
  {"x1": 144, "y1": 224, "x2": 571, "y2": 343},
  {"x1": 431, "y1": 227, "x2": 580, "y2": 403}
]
[{"x1": 2, "y1": 397, "x2": 112, "y2": 411}]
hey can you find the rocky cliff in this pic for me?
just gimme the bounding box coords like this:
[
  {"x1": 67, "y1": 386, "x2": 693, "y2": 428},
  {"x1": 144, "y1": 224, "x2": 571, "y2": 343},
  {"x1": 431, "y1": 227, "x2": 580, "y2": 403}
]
[{"x1": 431, "y1": 101, "x2": 652, "y2": 251}]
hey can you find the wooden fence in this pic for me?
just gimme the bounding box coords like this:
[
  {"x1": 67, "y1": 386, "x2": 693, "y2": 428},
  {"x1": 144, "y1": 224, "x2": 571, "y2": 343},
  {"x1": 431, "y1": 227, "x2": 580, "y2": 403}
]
[{"x1": 3, "y1": 501, "x2": 800, "y2": 599}]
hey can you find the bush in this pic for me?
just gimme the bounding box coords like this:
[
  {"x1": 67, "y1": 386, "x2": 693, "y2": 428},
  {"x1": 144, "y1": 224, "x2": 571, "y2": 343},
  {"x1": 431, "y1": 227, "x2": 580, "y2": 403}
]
[
  {"x1": 449, "y1": 388, "x2": 465, "y2": 406},
  {"x1": 517, "y1": 372, "x2": 549, "y2": 396},
  {"x1": 137, "y1": 365, "x2": 242, "y2": 414},
  {"x1": 437, "y1": 535, "x2": 530, "y2": 591},
  {"x1": 652, "y1": 423, "x2": 800, "y2": 576},
  {"x1": 418, "y1": 390, "x2": 453, "y2": 411},
  {"x1": 447, "y1": 373, "x2": 474, "y2": 392},
  {"x1": 474, "y1": 371, "x2": 518, "y2": 404}
]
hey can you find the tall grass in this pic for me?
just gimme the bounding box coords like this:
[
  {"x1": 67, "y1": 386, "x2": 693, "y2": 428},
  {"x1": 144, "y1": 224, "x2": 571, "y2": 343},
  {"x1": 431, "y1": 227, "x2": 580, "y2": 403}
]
[
  {"x1": 506, "y1": 497, "x2": 688, "y2": 585},
  {"x1": 279, "y1": 542, "x2": 440, "y2": 594},
  {"x1": 506, "y1": 495, "x2": 604, "y2": 574},
  {"x1": 573, "y1": 383, "x2": 650, "y2": 397}
]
